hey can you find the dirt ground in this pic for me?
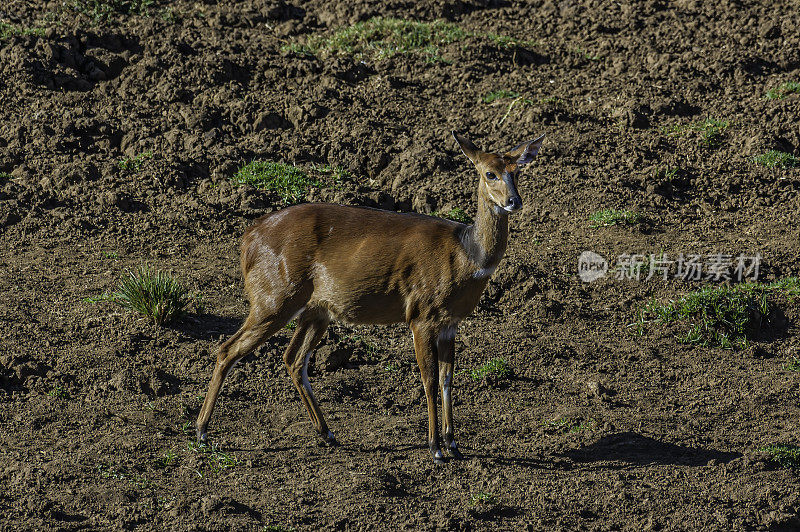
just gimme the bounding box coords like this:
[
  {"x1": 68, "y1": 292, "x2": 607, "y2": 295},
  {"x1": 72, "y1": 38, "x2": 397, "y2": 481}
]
[{"x1": 2, "y1": 0, "x2": 800, "y2": 530}]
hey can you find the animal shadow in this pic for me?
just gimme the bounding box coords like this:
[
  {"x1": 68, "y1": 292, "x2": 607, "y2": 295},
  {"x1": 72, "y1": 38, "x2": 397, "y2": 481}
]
[
  {"x1": 173, "y1": 313, "x2": 241, "y2": 341},
  {"x1": 561, "y1": 432, "x2": 741, "y2": 467}
]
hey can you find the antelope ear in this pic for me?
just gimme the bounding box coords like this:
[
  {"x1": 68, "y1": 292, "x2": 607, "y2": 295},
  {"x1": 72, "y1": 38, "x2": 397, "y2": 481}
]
[
  {"x1": 452, "y1": 131, "x2": 480, "y2": 165},
  {"x1": 505, "y1": 134, "x2": 545, "y2": 166}
]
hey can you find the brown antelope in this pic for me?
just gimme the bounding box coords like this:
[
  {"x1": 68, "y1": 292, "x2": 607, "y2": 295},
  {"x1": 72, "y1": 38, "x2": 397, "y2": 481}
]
[{"x1": 196, "y1": 132, "x2": 545, "y2": 462}]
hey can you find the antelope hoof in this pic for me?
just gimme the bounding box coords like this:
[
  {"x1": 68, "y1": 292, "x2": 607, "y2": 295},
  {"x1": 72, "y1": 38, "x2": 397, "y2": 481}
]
[
  {"x1": 432, "y1": 449, "x2": 446, "y2": 464},
  {"x1": 196, "y1": 426, "x2": 208, "y2": 444},
  {"x1": 447, "y1": 442, "x2": 464, "y2": 460},
  {"x1": 321, "y1": 430, "x2": 338, "y2": 446}
]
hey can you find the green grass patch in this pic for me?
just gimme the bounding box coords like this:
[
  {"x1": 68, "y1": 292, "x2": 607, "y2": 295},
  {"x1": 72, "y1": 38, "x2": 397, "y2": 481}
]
[
  {"x1": 232, "y1": 161, "x2": 321, "y2": 205},
  {"x1": 543, "y1": 416, "x2": 596, "y2": 434},
  {"x1": 0, "y1": 20, "x2": 45, "y2": 39},
  {"x1": 118, "y1": 150, "x2": 153, "y2": 172},
  {"x1": 570, "y1": 45, "x2": 600, "y2": 61},
  {"x1": 469, "y1": 358, "x2": 511, "y2": 380},
  {"x1": 753, "y1": 150, "x2": 799, "y2": 169},
  {"x1": 494, "y1": 95, "x2": 568, "y2": 126},
  {"x1": 539, "y1": 96, "x2": 565, "y2": 105},
  {"x1": 486, "y1": 33, "x2": 537, "y2": 49},
  {"x1": 187, "y1": 441, "x2": 238, "y2": 474},
  {"x1": 482, "y1": 90, "x2": 520, "y2": 104},
  {"x1": 47, "y1": 386, "x2": 69, "y2": 399},
  {"x1": 468, "y1": 491, "x2": 500, "y2": 516},
  {"x1": 110, "y1": 265, "x2": 190, "y2": 325},
  {"x1": 653, "y1": 166, "x2": 679, "y2": 180},
  {"x1": 632, "y1": 278, "x2": 800, "y2": 348},
  {"x1": 346, "y1": 334, "x2": 377, "y2": 356},
  {"x1": 589, "y1": 209, "x2": 641, "y2": 228},
  {"x1": 310, "y1": 162, "x2": 353, "y2": 181},
  {"x1": 97, "y1": 464, "x2": 150, "y2": 488},
  {"x1": 760, "y1": 444, "x2": 800, "y2": 469},
  {"x1": 309, "y1": 162, "x2": 352, "y2": 190},
  {"x1": 785, "y1": 356, "x2": 800, "y2": 372},
  {"x1": 470, "y1": 492, "x2": 497, "y2": 506},
  {"x1": 159, "y1": 7, "x2": 176, "y2": 22},
  {"x1": 663, "y1": 118, "x2": 729, "y2": 147},
  {"x1": 69, "y1": 0, "x2": 154, "y2": 21},
  {"x1": 765, "y1": 81, "x2": 800, "y2": 100},
  {"x1": 287, "y1": 17, "x2": 467, "y2": 62},
  {"x1": 284, "y1": 17, "x2": 534, "y2": 63},
  {"x1": 153, "y1": 450, "x2": 178, "y2": 469},
  {"x1": 433, "y1": 207, "x2": 473, "y2": 224}
]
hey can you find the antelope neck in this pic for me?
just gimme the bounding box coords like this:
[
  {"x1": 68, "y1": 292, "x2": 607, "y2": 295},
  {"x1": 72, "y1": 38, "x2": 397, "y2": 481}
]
[{"x1": 460, "y1": 187, "x2": 509, "y2": 271}]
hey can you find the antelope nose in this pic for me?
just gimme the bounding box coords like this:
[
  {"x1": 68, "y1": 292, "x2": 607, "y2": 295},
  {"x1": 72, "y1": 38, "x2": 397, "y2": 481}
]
[{"x1": 507, "y1": 197, "x2": 522, "y2": 211}]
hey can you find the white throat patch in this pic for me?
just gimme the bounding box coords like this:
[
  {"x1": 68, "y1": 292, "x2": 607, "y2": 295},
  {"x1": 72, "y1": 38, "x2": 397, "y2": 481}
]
[{"x1": 472, "y1": 264, "x2": 498, "y2": 279}]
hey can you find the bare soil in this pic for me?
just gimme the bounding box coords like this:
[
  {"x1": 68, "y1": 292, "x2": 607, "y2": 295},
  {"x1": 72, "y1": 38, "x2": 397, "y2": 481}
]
[{"x1": 2, "y1": 0, "x2": 800, "y2": 530}]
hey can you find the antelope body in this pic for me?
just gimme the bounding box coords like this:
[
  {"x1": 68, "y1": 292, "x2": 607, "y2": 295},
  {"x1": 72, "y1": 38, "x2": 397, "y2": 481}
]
[{"x1": 197, "y1": 132, "x2": 544, "y2": 462}]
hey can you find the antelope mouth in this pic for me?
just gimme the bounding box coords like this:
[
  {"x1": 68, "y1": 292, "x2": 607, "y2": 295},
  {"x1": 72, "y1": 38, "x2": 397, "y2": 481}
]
[{"x1": 503, "y1": 196, "x2": 523, "y2": 213}]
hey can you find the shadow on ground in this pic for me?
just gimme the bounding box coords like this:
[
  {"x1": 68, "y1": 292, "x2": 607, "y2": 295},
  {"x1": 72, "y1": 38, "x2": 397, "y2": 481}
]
[
  {"x1": 174, "y1": 313, "x2": 242, "y2": 341},
  {"x1": 561, "y1": 432, "x2": 742, "y2": 467}
]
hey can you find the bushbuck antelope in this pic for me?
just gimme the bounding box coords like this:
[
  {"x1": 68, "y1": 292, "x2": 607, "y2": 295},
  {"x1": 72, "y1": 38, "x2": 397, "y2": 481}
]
[{"x1": 197, "y1": 132, "x2": 545, "y2": 462}]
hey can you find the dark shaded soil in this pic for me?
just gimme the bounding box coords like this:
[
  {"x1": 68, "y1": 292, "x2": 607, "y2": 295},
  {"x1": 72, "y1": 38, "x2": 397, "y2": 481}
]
[{"x1": 2, "y1": 0, "x2": 800, "y2": 529}]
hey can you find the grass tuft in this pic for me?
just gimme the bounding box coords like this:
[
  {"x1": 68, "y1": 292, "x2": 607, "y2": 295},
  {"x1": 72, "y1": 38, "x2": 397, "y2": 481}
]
[
  {"x1": 765, "y1": 81, "x2": 800, "y2": 100},
  {"x1": 118, "y1": 150, "x2": 153, "y2": 172},
  {"x1": 310, "y1": 163, "x2": 353, "y2": 184},
  {"x1": 69, "y1": 0, "x2": 154, "y2": 21},
  {"x1": 785, "y1": 356, "x2": 800, "y2": 372},
  {"x1": 0, "y1": 20, "x2": 45, "y2": 39},
  {"x1": 47, "y1": 386, "x2": 69, "y2": 399},
  {"x1": 309, "y1": 162, "x2": 354, "y2": 191},
  {"x1": 288, "y1": 18, "x2": 467, "y2": 62},
  {"x1": 344, "y1": 333, "x2": 377, "y2": 357},
  {"x1": 486, "y1": 33, "x2": 536, "y2": 49},
  {"x1": 653, "y1": 166, "x2": 679, "y2": 180},
  {"x1": 470, "y1": 492, "x2": 497, "y2": 506},
  {"x1": 111, "y1": 265, "x2": 190, "y2": 325},
  {"x1": 632, "y1": 278, "x2": 800, "y2": 348},
  {"x1": 570, "y1": 45, "x2": 600, "y2": 61},
  {"x1": 470, "y1": 358, "x2": 511, "y2": 380},
  {"x1": 539, "y1": 96, "x2": 565, "y2": 105},
  {"x1": 153, "y1": 450, "x2": 178, "y2": 469},
  {"x1": 433, "y1": 207, "x2": 473, "y2": 224},
  {"x1": 482, "y1": 90, "x2": 520, "y2": 104},
  {"x1": 187, "y1": 441, "x2": 238, "y2": 474},
  {"x1": 232, "y1": 161, "x2": 321, "y2": 205},
  {"x1": 284, "y1": 17, "x2": 534, "y2": 63},
  {"x1": 543, "y1": 417, "x2": 596, "y2": 434},
  {"x1": 753, "y1": 150, "x2": 799, "y2": 169},
  {"x1": 664, "y1": 118, "x2": 729, "y2": 147},
  {"x1": 589, "y1": 209, "x2": 641, "y2": 228},
  {"x1": 760, "y1": 444, "x2": 800, "y2": 469},
  {"x1": 97, "y1": 464, "x2": 150, "y2": 488}
]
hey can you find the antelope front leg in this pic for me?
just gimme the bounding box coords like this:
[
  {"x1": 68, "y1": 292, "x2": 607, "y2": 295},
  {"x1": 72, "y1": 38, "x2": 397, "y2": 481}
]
[
  {"x1": 411, "y1": 322, "x2": 444, "y2": 463},
  {"x1": 437, "y1": 331, "x2": 462, "y2": 459}
]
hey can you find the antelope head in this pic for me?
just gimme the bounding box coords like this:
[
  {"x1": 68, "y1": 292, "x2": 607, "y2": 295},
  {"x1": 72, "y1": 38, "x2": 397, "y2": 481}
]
[{"x1": 453, "y1": 132, "x2": 545, "y2": 214}]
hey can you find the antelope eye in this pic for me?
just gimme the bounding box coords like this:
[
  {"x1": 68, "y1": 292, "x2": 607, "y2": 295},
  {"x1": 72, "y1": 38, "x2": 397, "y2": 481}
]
[{"x1": 486, "y1": 172, "x2": 498, "y2": 180}]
